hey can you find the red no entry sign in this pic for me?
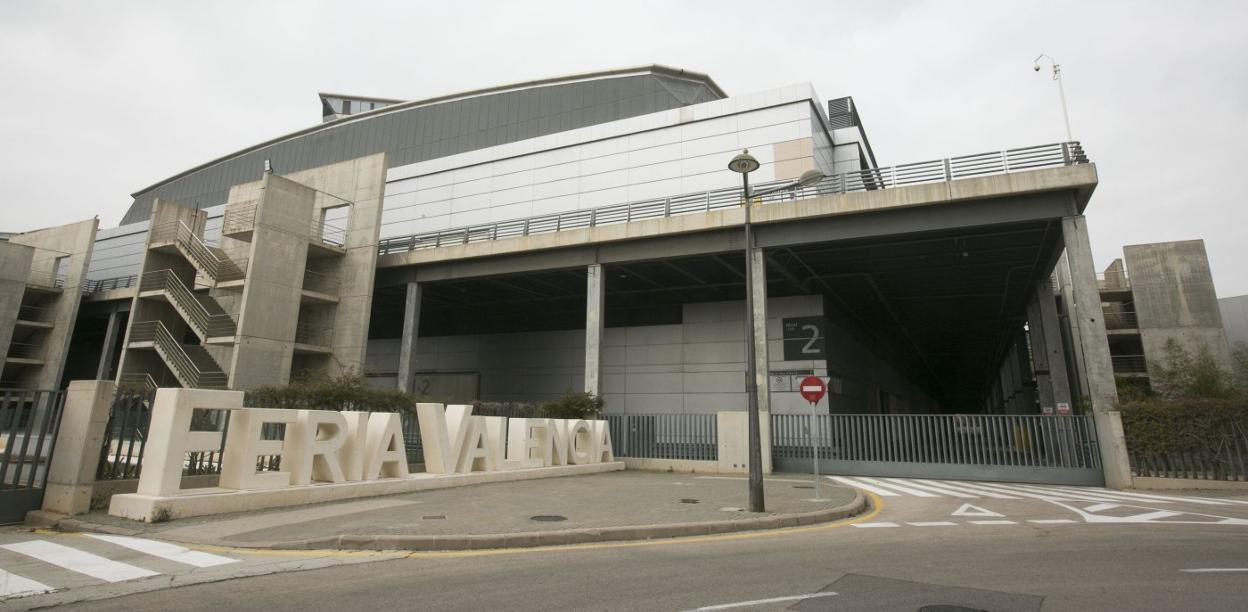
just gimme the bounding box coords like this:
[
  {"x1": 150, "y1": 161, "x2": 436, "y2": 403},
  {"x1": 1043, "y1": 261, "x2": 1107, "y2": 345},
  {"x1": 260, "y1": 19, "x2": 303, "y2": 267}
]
[{"x1": 798, "y1": 376, "x2": 826, "y2": 404}]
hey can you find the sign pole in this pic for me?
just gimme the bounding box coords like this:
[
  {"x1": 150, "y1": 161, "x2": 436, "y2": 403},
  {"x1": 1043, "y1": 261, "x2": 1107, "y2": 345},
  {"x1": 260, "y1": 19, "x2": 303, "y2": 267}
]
[
  {"x1": 797, "y1": 375, "x2": 827, "y2": 500},
  {"x1": 809, "y1": 397, "x2": 821, "y2": 499}
]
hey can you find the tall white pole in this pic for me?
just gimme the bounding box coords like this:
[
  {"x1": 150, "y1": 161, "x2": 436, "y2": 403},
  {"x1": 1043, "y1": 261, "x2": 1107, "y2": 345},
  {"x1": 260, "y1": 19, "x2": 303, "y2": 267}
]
[
  {"x1": 809, "y1": 399, "x2": 821, "y2": 499},
  {"x1": 1055, "y1": 65, "x2": 1073, "y2": 142}
]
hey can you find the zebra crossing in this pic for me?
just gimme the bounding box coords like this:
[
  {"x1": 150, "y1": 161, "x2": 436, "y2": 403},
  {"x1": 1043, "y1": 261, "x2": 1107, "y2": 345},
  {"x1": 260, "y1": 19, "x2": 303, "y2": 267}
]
[
  {"x1": 828, "y1": 476, "x2": 1248, "y2": 507},
  {"x1": 0, "y1": 533, "x2": 237, "y2": 600}
]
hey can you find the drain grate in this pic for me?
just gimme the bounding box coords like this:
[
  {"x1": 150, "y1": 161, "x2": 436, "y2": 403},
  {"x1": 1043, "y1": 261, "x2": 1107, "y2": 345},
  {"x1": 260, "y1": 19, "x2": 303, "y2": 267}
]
[
  {"x1": 679, "y1": 498, "x2": 700, "y2": 504},
  {"x1": 530, "y1": 515, "x2": 567, "y2": 522},
  {"x1": 792, "y1": 484, "x2": 814, "y2": 489},
  {"x1": 422, "y1": 515, "x2": 446, "y2": 520},
  {"x1": 919, "y1": 606, "x2": 988, "y2": 612}
]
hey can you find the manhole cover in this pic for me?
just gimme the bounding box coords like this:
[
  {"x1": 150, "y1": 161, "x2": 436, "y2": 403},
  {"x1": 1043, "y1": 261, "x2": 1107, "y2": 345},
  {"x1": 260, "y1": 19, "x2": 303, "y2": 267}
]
[
  {"x1": 792, "y1": 484, "x2": 814, "y2": 489},
  {"x1": 919, "y1": 606, "x2": 988, "y2": 612},
  {"x1": 530, "y1": 515, "x2": 567, "y2": 522},
  {"x1": 422, "y1": 515, "x2": 446, "y2": 520},
  {"x1": 679, "y1": 498, "x2": 700, "y2": 504}
]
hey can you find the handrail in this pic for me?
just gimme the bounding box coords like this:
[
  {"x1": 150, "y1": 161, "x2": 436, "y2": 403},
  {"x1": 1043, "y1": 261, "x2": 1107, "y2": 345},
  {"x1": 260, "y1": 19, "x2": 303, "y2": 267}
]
[
  {"x1": 1111, "y1": 355, "x2": 1148, "y2": 374},
  {"x1": 151, "y1": 221, "x2": 246, "y2": 283},
  {"x1": 378, "y1": 141, "x2": 1090, "y2": 256},
  {"x1": 118, "y1": 372, "x2": 158, "y2": 393},
  {"x1": 294, "y1": 322, "x2": 333, "y2": 347},
  {"x1": 82, "y1": 275, "x2": 138, "y2": 294},
  {"x1": 6, "y1": 342, "x2": 46, "y2": 360},
  {"x1": 140, "y1": 270, "x2": 236, "y2": 338},
  {"x1": 26, "y1": 269, "x2": 66, "y2": 290},
  {"x1": 221, "y1": 200, "x2": 259, "y2": 236},
  {"x1": 301, "y1": 268, "x2": 341, "y2": 295},
  {"x1": 127, "y1": 321, "x2": 228, "y2": 388},
  {"x1": 16, "y1": 304, "x2": 54, "y2": 323},
  {"x1": 311, "y1": 218, "x2": 347, "y2": 248},
  {"x1": 1102, "y1": 307, "x2": 1139, "y2": 330}
]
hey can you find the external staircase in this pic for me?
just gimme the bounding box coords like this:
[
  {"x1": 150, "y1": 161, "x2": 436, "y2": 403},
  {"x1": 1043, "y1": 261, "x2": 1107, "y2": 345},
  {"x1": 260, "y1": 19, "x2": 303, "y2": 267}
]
[
  {"x1": 139, "y1": 270, "x2": 237, "y2": 342},
  {"x1": 151, "y1": 221, "x2": 247, "y2": 285},
  {"x1": 127, "y1": 321, "x2": 228, "y2": 389}
]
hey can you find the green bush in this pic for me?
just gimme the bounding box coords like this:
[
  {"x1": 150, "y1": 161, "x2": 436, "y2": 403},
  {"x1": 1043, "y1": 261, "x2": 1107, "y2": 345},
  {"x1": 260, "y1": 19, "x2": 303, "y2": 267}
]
[
  {"x1": 539, "y1": 391, "x2": 604, "y2": 420},
  {"x1": 245, "y1": 373, "x2": 420, "y2": 414},
  {"x1": 1119, "y1": 398, "x2": 1248, "y2": 477},
  {"x1": 1150, "y1": 339, "x2": 1239, "y2": 400}
]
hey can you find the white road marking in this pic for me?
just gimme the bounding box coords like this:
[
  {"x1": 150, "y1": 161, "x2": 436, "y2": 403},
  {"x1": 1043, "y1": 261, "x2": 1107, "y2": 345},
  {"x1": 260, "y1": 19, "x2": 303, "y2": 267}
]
[
  {"x1": 969, "y1": 520, "x2": 1017, "y2": 525},
  {"x1": 943, "y1": 481, "x2": 1088, "y2": 502},
  {"x1": 1049, "y1": 486, "x2": 1237, "y2": 507},
  {"x1": 1011, "y1": 483, "x2": 1169, "y2": 504},
  {"x1": 851, "y1": 522, "x2": 900, "y2": 528},
  {"x1": 688, "y1": 591, "x2": 837, "y2": 610},
  {"x1": 0, "y1": 568, "x2": 53, "y2": 598},
  {"x1": 1181, "y1": 568, "x2": 1248, "y2": 573},
  {"x1": 0, "y1": 541, "x2": 159, "y2": 583},
  {"x1": 907, "y1": 521, "x2": 958, "y2": 527},
  {"x1": 881, "y1": 478, "x2": 978, "y2": 498},
  {"x1": 1028, "y1": 519, "x2": 1078, "y2": 524},
  {"x1": 924, "y1": 480, "x2": 1021, "y2": 499},
  {"x1": 951, "y1": 504, "x2": 1004, "y2": 518},
  {"x1": 84, "y1": 534, "x2": 237, "y2": 568},
  {"x1": 1083, "y1": 503, "x2": 1121, "y2": 513},
  {"x1": 854, "y1": 477, "x2": 939, "y2": 497},
  {"x1": 828, "y1": 476, "x2": 899, "y2": 497}
]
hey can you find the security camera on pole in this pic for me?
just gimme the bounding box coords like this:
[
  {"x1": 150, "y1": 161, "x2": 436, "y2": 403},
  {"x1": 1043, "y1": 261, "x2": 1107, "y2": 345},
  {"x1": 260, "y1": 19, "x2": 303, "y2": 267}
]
[{"x1": 798, "y1": 375, "x2": 827, "y2": 499}]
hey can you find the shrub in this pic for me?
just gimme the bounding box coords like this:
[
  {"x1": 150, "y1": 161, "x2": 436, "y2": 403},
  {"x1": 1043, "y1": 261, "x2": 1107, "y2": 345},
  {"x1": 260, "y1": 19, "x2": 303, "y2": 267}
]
[
  {"x1": 245, "y1": 373, "x2": 421, "y2": 414},
  {"x1": 1119, "y1": 398, "x2": 1248, "y2": 478},
  {"x1": 539, "y1": 391, "x2": 604, "y2": 420},
  {"x1": 1150, "y1": 339, "x2": 1239, "y2": 400}
]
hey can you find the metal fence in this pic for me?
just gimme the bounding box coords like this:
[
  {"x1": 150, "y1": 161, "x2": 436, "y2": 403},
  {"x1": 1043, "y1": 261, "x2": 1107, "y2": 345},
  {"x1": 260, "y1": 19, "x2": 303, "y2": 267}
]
[
  {"x1": 1130, "y1": 423, "x2": 1248, "y2": 482},
  {"x1": 82, "y1": 275, "x2": 138, "y2": 294},
  {"x1": 605, "y1": 413, "x2": 717, "y2": 461},
  {"x1": 96, "y1": 390, "x2": 229, "y2": 481},
  {"x1": 0, "y1": 389, "x2": 67, "y2": 523},
  {"x1": 378, "y1": 141, "x2": 1088, "y2": 256},
  {"x1": 771, "y1": 413, "x2": 1104, "y2": 486}
]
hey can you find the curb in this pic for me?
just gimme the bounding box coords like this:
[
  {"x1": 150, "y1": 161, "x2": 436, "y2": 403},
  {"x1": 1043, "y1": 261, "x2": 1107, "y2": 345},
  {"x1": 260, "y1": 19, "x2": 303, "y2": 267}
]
[{"x1": 31, "y1": 490, "x2": 867, "y2": 552}]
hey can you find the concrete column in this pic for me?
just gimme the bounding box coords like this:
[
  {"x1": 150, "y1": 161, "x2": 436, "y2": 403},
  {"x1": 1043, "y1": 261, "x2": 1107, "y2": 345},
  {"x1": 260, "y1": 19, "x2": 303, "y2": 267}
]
[
  {"x1": 1035, "y1": 280, "x2": 1073, "y2": 411},
  {"x1": 1027, "y1": 295, "x2": 1055, "y2": 414},
  {"x1": 1062, "y1": 215, "x2": 1132, "y2": 489},
  {"x1": 749, "y1": 248, "x2": 770, "y2": 414},
  {"x1": 95, "y1": 308, "x2": 123, "y2": 380},
  {"x1": 584, "y1": 263, "x2": 605, "y2": 398},
  {"x1": 397, "y1": 281, "x2": 421, "y2": 394},
  {"x1": 1055, "y1": 253, "x2": 1090, "y2": 402},
  {"x1": 42, "y1": 380, "x2": 116, "y2": 515}
]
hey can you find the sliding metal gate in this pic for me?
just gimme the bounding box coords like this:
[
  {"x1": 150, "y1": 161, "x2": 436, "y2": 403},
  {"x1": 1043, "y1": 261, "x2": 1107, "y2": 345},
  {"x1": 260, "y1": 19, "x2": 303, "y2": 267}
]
[
  {"x1": 771, "y1": 413, "x2": 1104, "y2": 486},
  {"x1": 0, "y1": 390, "x2": 67, "y2": 524}
]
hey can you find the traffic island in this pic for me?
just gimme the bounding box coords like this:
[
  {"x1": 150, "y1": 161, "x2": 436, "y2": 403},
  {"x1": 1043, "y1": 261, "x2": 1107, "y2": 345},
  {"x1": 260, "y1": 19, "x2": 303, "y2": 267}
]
[{"x1": 45, "y1": 472, "x2": 867, "y2": 551}]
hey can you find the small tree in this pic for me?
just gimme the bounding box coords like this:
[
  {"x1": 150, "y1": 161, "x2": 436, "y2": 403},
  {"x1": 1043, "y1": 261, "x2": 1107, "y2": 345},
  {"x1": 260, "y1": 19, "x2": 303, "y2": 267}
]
[
  {"x1": 1233, "y1": 342, "x2": 1248, "y2": 393},
  {"x1": 1151, "y1": 339, "x2": 1238, "y2": 400},
  {"x1": 539, "y1": 391, "x2": 605, "y2": 420}
]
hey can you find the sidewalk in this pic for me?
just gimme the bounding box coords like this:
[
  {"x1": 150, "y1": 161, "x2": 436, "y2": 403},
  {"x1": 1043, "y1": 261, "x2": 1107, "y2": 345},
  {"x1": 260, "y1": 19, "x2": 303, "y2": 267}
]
[{"x1": 40, "y1": 472, "x2": 865, "y2": 551}]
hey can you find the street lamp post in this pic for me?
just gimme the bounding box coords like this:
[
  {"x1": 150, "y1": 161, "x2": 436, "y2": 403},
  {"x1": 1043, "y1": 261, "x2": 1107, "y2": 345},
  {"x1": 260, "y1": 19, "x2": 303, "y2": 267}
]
[
  {"x1": 1034, "y1": 54, "x2": 1073, "y2": 142},
  {"x1": 728, "y1": 149, "x2": 765, "y2": 513}
]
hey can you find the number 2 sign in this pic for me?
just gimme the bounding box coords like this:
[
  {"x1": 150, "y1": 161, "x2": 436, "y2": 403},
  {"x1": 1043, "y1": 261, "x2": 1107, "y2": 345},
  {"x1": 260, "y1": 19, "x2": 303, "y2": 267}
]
[{"x1": 782, "y1": 317, "x2": 828, "y2": 360}]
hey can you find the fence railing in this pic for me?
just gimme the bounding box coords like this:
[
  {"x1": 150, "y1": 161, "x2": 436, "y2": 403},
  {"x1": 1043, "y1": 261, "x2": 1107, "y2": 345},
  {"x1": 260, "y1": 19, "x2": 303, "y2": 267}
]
[
  {"x1": 294, "y1": 322, "x2": 333, "y2": 347},
  {"x1": 1103, "y1": 308, "x2": 1139, "y2": 330},
  {"x1": 1112, "y1": 355, "x2": 1148, "y2": 374},
  {"x1": 6, "y1": 342, "x2": 46, "y2": 361},
  {"x1": 96, "y1": 389, "x2": 230, "y2": 481},
  {"x1": 605, "y1": 413, "x2": 718, "y2": 461},
  {"x1": 302, "y1": 268, "x2": 341, "y2": 295},
  {"x1": 221, "y1": 200, "x2": 259, "y2": 237},
  {"x1": 16, "y1": 304, "x2": 54, "y2": 323},
  {"x1": 312, "y1": 218, "x2": 347, "y2": 248},
  {"x1": 379, "y1": 141, "x2": 1088, "y2": 256},
  {"x1": 771, "y1": 414, "x2": 1102, "y2": 470},
  {"x1": 25, "y1": 269, "x2": 66, "y2": 290},
  {"x1": 128, "y1": 321, "x2": 229, "y2": 389},
  {"x1": 0, "y1": 389, "x2": 66, "y2": 495},
  {"x1": 1097, "y1": 270, "x2": 1131, "y2": 291},
  {"x1": 82, "y1": 275, "x2": 138, "y2": 294},
  {"x1": 1129, "y1": 423, "x2": 1248, "y2": 482},
  {"x1": 140, "y1": 270, "x2": 237, "y2": 338},
  {"x1": 151, "y1": 221, "x2": 247, "y2": 283}
]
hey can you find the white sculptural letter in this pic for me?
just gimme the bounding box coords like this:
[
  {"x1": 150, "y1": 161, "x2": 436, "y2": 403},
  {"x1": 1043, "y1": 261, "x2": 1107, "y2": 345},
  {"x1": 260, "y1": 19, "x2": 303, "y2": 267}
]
[
  {"x1": 339, "y1": 411, "x2": 370, "y2": 481},
  {"x1": 220, "y1": 408, "x2": 298, "y2": 490},
  {"x1": 363, "y1": 412, "x2": 409, "y2": 479},
  {"x1": 137, "y1": 389, "x2": 241, "y2": 497},
  {"x1": 592, "y1": 420, "x2": 614, "y2": 462},
  {"x1": 286, "y1": 410, "x2": 348, "y2": 485},
  {"x1": 416, "y1": 403, "x2": 473, "y2": 473},
  {"x1": 566, "y1": 420, "x2": 593, "y2": 464}
]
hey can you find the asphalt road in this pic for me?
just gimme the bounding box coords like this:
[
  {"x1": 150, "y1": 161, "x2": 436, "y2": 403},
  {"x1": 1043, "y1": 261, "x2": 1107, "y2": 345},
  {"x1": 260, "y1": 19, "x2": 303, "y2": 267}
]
[{"x1": 12, "y1": 478, "x2": 1248, "y2": 611}]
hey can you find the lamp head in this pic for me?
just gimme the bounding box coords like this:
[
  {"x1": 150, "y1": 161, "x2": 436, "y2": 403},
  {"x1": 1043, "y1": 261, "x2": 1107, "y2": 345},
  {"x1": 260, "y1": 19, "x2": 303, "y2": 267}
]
[
  {"x1": 1033, "y1": 64, "x2": 1041, "y2": 72},
  {"x1": 796, "y1": 169, "x2": 825, "y2": 188},
  {"x1": 728, "y1": 149, "x2": 760, "y2": 174}
]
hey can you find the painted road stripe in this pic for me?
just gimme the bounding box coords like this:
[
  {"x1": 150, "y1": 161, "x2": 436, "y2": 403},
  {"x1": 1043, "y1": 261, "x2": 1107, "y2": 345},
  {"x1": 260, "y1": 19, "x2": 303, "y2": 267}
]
[
  {"x1": 852, "y1": 522, "x2": 900, "y2": 528},
  {"x1": 85, "y1": 534, "x2": 237, "y2": 568},
  {"x1": 855, "y1": 477, "x2": 939, "y2": 497},
  {"x1": 975, "y1": 482, "x2": 1125, "y2": 503},
  {"x1": 951, "y1": 481, "x2": 1105, "y2": 503},
  {"x1": 689, "y1": 591, "x2": 837, "y2": 611},
  {"x1": 922, "y1": 480, "x2": 1020, "y2": 499},
  {"x1": 1181, "y1": 568, "x2": 1248, "y2": 573},
  {"x1": 969, "y1": 520, "x2": 1017, "y2": 525},
  {"x1": 1028, "y1": 519, "x2": 1077, "y2": 524},
  {"x1": 1010, "y1": 483, "x2": 1167, "y2": 504},
  {"x1": 829, "y1": 476, "x2": 899, "y2": 497},
  {"x1": 938, "y1": 481, "x2": 1076, "y2": 502},
  {"x1": 1050, "y1": 486, "x2": 1234, "y2": 507},
  {"x1": 1083, "y1": 503, "x2": 1120, "y2": 513},
  {"x1": 0, "y1": 568, "x2": 53, "y2": 598},
  {"x1": 0, "y1": 541, "x2": 159, "y2": 583},
  {"x1": 881, "y1": 478, "x2": 977, "y2": 498},
  {"x1": 907, "y1": 521, "x2": 958, "y2": 527}
]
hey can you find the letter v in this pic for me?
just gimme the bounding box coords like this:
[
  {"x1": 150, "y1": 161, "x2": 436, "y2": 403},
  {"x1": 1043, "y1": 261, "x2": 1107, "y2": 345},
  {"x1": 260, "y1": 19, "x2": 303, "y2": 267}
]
[{"x1": 415, "y1": 403, "x2": 474, "y2": 474}]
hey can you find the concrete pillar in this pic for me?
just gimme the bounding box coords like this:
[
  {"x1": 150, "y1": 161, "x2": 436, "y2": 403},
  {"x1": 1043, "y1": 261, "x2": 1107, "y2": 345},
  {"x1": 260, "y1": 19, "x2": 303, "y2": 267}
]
[
  {"x1": 1035, "y1": 280, "x2": 1073, "y2": 411},
  {"x1": 397, "y1": 282, "x2": 422, "y2": 394},
  {"x1": 749, "y1": 248, "x2": 770, "y2": 414},
  {"x1": 1062, "y1": 215, "x2": 1132, "y2": 489},
  {"x1": 1027, "y1": 295, "x2": 1055, "y2": 414},
  {"x1": 0, "y1": 242, "x2": 34, "y2": 375},
  {"x1": 42, "y1": 380, "x2": 116, "y2": 515},
  {"x1": 1056, "y1": 253, "x2": 1090, "y2": 402},
  {"x1": 95, "y1": 308, "x2": 123, "y2": 380},
  {"x1": 584, "y1": 263, "x2": 605, "y2": 398}
]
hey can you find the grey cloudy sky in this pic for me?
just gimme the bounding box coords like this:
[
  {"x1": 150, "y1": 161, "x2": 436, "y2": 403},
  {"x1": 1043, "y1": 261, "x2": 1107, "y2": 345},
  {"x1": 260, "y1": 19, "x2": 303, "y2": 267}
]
[{"x1": 2, "y1": 0, "x2": 1245, "y2": 294}]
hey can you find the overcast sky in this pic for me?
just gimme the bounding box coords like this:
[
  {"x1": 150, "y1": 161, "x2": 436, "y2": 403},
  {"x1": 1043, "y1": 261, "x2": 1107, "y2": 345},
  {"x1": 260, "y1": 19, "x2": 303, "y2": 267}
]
[{"x1": 1, "y1": 0, "x2": 1245, "y2": 295}]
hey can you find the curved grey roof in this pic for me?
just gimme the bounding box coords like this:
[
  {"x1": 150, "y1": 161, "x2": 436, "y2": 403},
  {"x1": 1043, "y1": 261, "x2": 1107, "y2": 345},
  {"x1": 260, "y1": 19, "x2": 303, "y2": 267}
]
[{"x1": 121, "y1": 65, "x2": 725, "y2": 224}]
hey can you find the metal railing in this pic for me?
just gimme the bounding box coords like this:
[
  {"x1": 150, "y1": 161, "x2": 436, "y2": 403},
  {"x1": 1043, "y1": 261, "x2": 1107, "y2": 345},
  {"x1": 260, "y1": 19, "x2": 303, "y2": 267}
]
[
  {"x1": 140, "y1": 270, "x2": 237, "y2": 338},
  {"x1": 294, "y1": 322, "x2": 333, "y2": 347},
  {"x1": 605, "y1": 413, "x2": 718, "y2": 460},
  {"x1": 312, "y1": 218, "x2": 347, "y2": 248},
  {"x1": 16, "y1": 304, "x2": 53, "y2": 323},
  {"x1": 1103, "y1": 307, "x2": 1139, "y2": 330},
  {"x1": 96, "y1": 388, "x2": 230, "y2": 481},
  {"x1": 1112, "y1": 355, "x2": 1148, "y2": 374},
  {"x1": 26, "y1": 269, "x2": 66, "y2": 290},
  {"x1": 1129, "y1": 423, "x2": 1248, "y2": 482},
  {"x1": 0, "y1": 389, "x2": 67, "y2": 521},
  {"x1": 82, "y1": 275, "x2": 138, "y2": 294},
  {"x1": 6, "y1": 342, "x2": 46, "y2": 361},
  {"x1": 301, "y1": 268, "x2": 341, "y2": 295},
  {"x1": 221, "y1": 200, "x2": 259, "y2": 236},
  {"x1": 118, "y1": 373, "x2": 158, "y2": 394},
  {"x1": 379, "y1": 141, "x2": 1088, "y2": 255},
  {"x1": 151, "y1": 221, "x2": 247, "y2": 283},
  {"x1": 127, "y1": 321, "x2": 229, "y2": 388},
  {"x1": 771, "y1": 413, "x2": 1102, "y2": 470}
]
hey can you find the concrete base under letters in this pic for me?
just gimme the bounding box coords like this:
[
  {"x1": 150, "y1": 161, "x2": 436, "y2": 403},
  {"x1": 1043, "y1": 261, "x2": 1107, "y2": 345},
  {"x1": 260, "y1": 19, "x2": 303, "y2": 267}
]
[{"x1": 109, "y1": 462, "x2": 624, "y2": 522}]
